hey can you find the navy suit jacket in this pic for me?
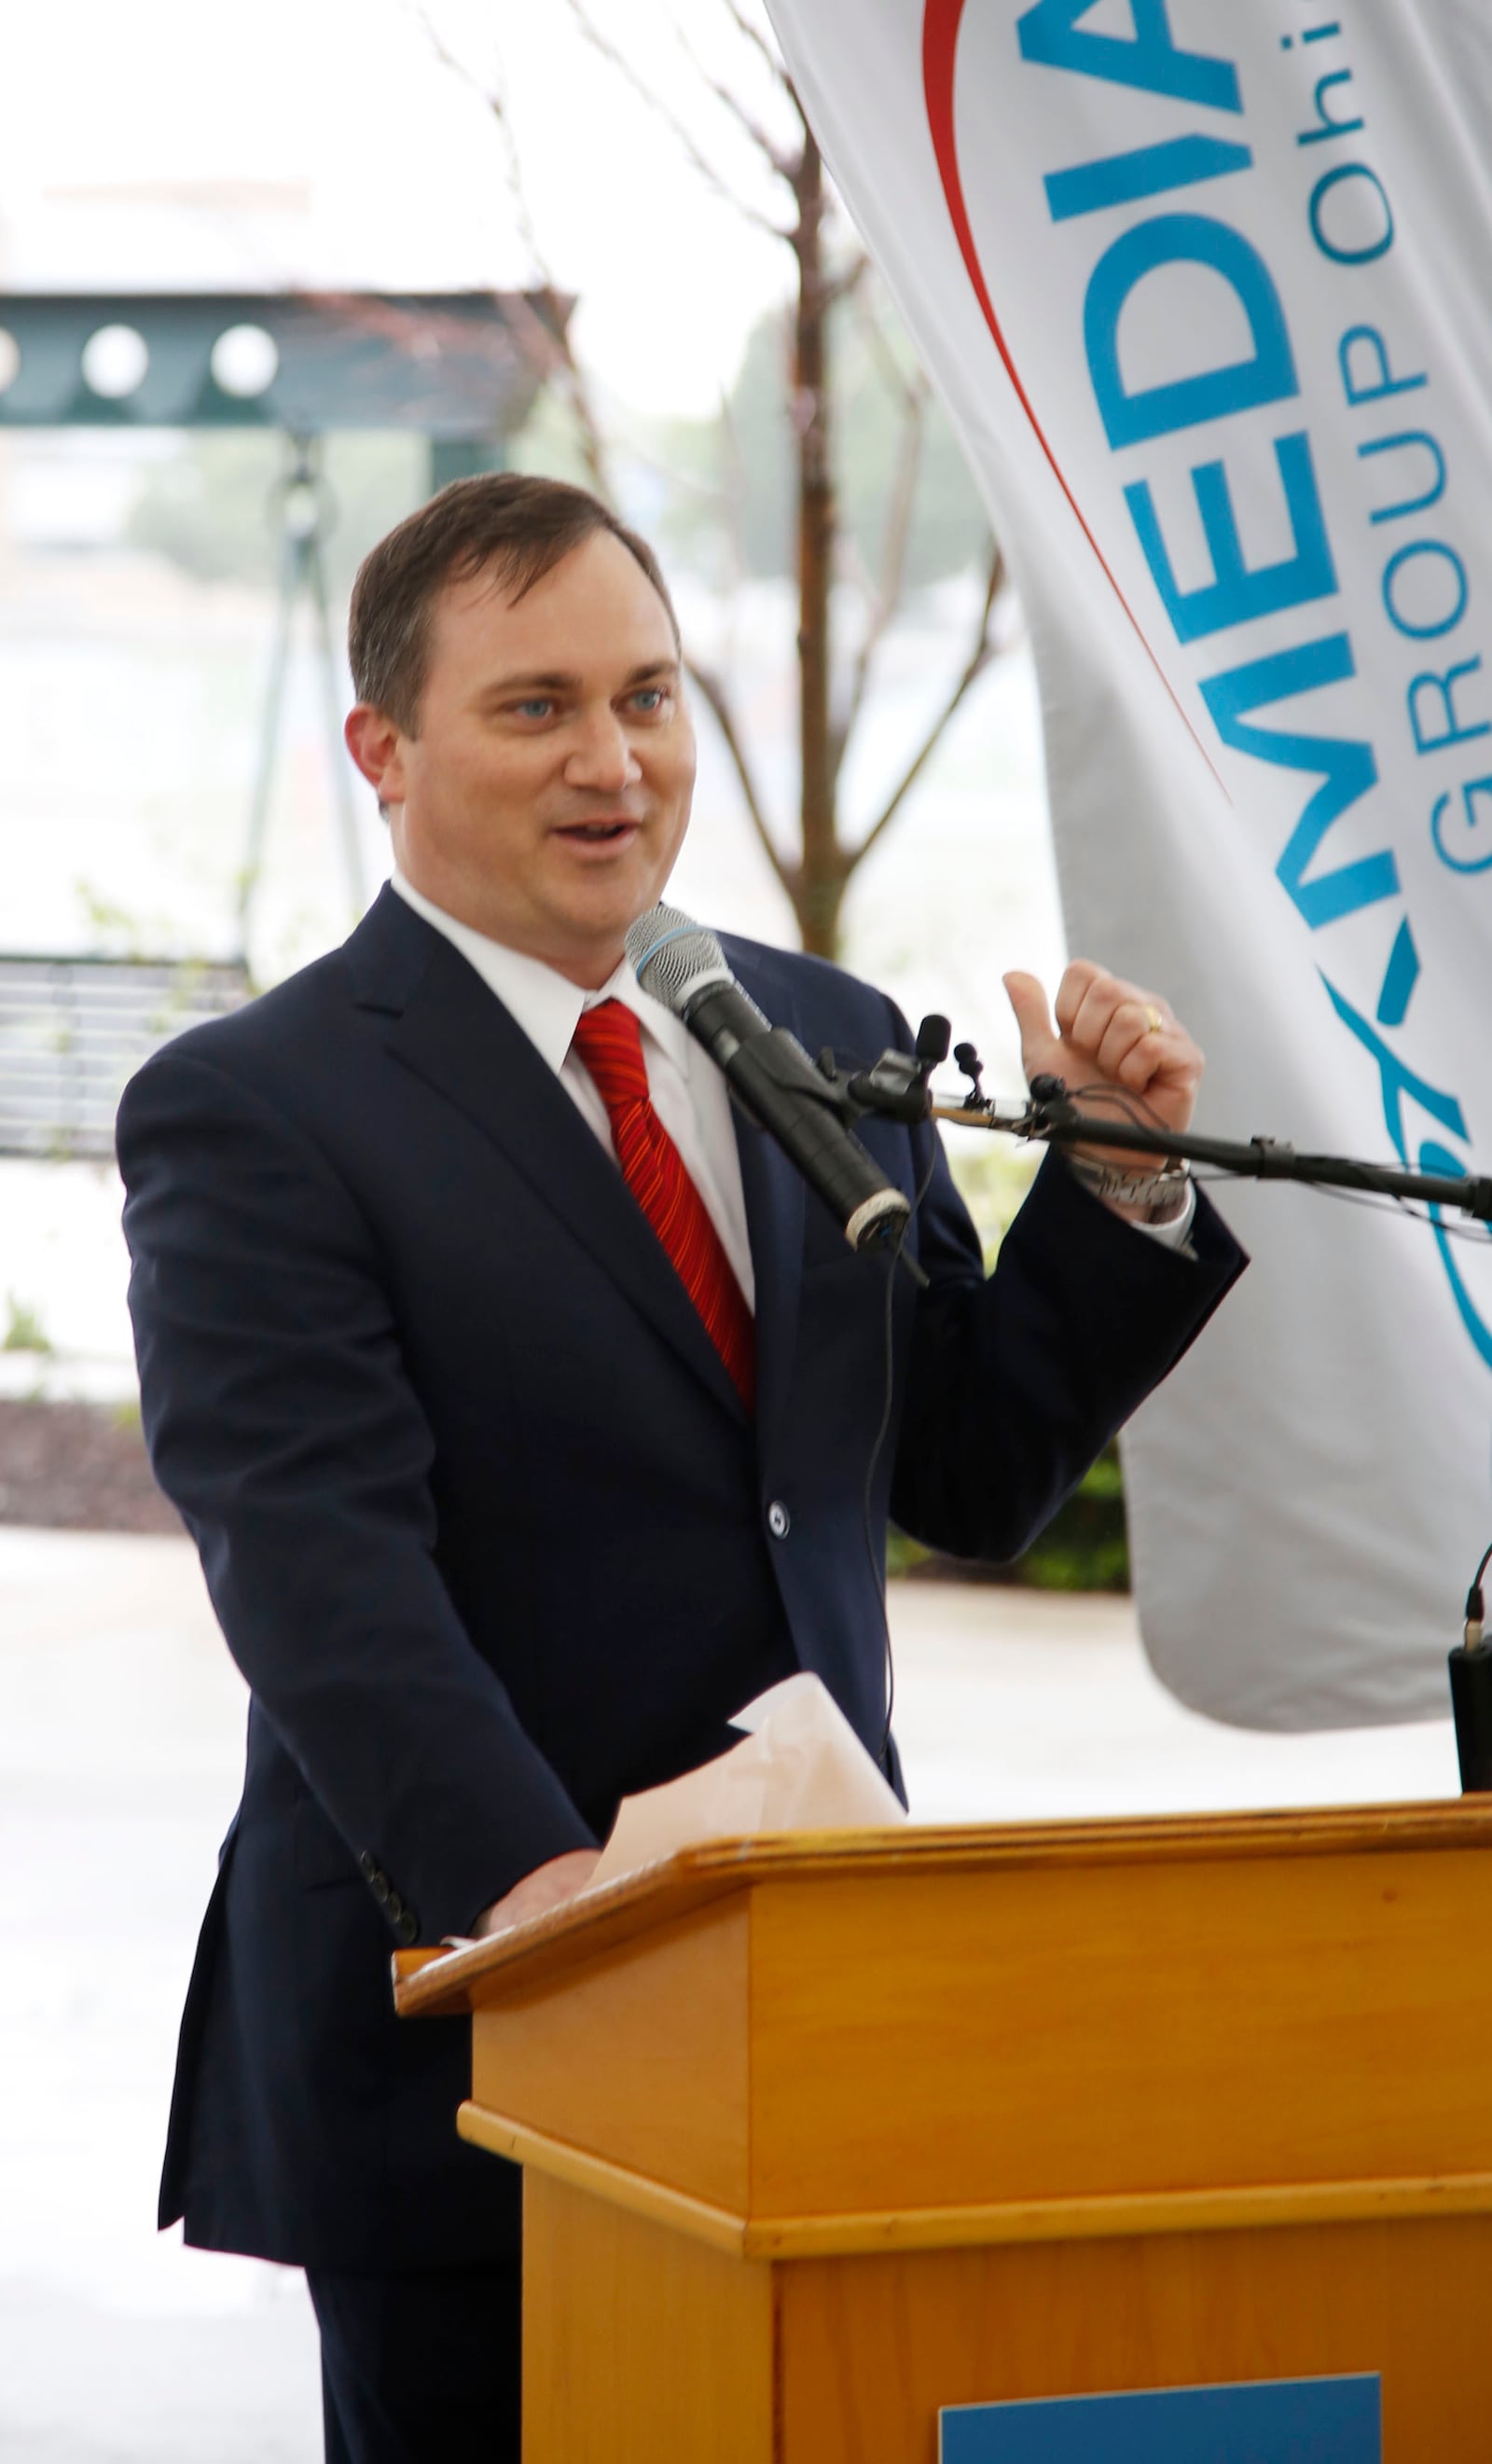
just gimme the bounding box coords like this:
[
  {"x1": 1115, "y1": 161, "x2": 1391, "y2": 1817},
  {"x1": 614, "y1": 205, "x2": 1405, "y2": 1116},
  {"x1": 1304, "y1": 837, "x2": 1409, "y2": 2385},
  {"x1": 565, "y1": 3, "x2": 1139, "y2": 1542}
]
[{"x1": 117, "y1": 884, "x2": 1244, "y2": 2268}]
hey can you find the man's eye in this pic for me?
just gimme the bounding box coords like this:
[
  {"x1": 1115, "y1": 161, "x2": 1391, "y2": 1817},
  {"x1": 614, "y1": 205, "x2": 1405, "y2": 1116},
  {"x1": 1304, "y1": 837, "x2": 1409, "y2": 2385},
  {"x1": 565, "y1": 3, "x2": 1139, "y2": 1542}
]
[
  {"x1": 630, "y1": 687, "x2": 668, "y2": 713},
  {"x1": 509, "y1": 699, "x2": 554, "y2": 721}
]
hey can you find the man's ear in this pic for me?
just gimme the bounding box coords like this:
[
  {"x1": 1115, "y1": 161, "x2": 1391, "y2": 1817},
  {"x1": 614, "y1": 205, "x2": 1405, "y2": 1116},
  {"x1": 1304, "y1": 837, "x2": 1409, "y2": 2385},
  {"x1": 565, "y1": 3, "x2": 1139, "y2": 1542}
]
[{"x1": 345, "y1": 704, "x2": 407, "y2": 804}]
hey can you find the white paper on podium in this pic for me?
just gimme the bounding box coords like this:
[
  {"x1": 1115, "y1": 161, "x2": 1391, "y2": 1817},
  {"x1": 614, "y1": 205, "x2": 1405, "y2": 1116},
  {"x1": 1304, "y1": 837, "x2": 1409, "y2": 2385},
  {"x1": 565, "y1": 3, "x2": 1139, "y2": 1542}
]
[
  {"x1": 587, "y1": 1671, "x2": 906, "y2": 1890},
  {"x1": 452, "y1": 1675, "x2": 907, "y2": 1945}
]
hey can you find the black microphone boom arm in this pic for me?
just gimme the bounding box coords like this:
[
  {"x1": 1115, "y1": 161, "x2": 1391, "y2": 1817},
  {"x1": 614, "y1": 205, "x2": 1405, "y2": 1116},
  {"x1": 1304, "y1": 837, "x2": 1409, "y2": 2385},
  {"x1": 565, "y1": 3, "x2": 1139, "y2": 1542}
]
[
  {"x1": 939, "y1": 1081, "x2": 1492, "y2": 1224},
  {"x1": 822, "y1": 1041, "x2": 1492, "y2": 1225}
]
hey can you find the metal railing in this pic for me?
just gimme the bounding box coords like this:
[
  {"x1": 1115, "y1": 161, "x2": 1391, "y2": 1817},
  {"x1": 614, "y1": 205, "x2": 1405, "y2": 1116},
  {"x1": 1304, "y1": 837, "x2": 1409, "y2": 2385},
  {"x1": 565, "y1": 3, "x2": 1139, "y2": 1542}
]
[{"x1": 0, "y1": 954, "x2": 251, "y2": 1161}]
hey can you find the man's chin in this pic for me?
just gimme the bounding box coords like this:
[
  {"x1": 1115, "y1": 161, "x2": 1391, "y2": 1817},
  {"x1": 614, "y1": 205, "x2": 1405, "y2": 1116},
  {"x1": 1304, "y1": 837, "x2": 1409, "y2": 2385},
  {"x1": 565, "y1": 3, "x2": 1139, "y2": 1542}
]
[
  {"x1": 529, "y1": 884, "x2": 665, "y2": 984},
  {"x1": 551, "y1": 861, "x2": 668, "y2": 933}
]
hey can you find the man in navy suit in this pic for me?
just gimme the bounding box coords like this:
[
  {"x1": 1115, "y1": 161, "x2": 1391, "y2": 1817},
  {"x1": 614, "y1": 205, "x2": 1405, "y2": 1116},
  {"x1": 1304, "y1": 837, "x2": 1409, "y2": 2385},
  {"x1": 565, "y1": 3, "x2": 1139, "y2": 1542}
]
[{"x1": 118, "y1": 474, "x2": 1244, "y2": 2463}]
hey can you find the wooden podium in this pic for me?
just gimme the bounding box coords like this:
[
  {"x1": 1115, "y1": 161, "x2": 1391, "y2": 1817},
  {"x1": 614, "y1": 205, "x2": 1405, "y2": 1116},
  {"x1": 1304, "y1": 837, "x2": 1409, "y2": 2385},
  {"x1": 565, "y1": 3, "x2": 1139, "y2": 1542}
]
[{"x1": 395, "y1": 1805, "x2": 1492, "y2": 2458}]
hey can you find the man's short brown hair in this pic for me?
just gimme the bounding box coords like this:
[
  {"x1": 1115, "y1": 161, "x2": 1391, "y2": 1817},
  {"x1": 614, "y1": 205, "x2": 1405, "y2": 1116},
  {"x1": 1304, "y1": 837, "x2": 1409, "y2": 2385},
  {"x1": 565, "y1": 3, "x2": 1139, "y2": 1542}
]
[{"x1": 347, "y1": 472, "x2": 679, "y2": 733}]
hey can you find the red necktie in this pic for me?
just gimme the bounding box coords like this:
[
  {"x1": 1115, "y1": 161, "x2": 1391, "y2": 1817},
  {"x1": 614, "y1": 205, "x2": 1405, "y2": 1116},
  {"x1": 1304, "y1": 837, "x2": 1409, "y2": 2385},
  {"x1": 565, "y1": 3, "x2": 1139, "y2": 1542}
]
[{"x1": 571, "y1": 1000, "x2": 755, "y2": 1410}]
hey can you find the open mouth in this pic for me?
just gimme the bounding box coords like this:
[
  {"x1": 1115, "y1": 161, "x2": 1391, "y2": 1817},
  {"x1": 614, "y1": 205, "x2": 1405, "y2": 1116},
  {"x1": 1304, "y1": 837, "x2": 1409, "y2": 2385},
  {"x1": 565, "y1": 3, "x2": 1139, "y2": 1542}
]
[{"x1": 554, "y1": 820, "x2": 639, "y2": 847}]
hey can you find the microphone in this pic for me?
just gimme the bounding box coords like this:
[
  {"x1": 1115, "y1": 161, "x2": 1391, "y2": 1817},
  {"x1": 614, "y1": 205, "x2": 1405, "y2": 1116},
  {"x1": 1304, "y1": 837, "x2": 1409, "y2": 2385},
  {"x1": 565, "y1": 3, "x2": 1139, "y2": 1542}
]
[
  {"x1": 1449, "y1": 1538, "x2": 1492, "y2": 1793},
  {"x1": 625, "y1": 903, "x2": 912, "y2": 1253}
]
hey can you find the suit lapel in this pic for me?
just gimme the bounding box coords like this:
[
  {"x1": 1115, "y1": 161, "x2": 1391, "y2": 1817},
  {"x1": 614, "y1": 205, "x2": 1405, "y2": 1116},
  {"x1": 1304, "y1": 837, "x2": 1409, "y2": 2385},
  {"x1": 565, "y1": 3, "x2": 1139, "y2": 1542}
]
[
  {"x1": 724, "y1": 938, "x2": 806, "y2": 1457},
  {"x1": 347, "y1": 888, "x2": 747, "y2": 1423}
]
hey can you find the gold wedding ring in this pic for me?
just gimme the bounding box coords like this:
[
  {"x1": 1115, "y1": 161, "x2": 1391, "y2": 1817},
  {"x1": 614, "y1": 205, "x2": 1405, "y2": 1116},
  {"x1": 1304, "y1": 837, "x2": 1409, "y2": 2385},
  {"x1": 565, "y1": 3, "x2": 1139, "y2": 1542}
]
[{"x1": 1143, "y1": 1004, "x2": 1164, "y2": 1034}]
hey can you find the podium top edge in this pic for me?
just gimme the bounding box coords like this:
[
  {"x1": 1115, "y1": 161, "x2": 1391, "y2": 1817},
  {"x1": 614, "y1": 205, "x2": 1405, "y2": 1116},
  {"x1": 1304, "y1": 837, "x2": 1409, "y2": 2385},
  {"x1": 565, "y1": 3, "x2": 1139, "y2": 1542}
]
[{"x1": 392, "y1": 1799, "x2": 1485, "y2": 2018}]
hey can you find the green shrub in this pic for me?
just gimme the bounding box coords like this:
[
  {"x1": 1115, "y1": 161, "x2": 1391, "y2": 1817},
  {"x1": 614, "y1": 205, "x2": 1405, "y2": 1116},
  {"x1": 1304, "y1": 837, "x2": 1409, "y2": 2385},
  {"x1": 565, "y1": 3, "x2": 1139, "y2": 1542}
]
[
  {"x1": 888, "y1": 1441, "x2": 1130, "y2": 1593},
  {"x1": 2, "y1": 1294, "x2": 53, "y2": 1355}
]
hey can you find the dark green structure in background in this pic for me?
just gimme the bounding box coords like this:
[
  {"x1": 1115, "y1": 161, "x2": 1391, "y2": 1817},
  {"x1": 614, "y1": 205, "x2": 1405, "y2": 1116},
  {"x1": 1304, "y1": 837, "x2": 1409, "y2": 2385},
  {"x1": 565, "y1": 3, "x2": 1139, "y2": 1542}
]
[
  {"x1": 0, "y1": 287, "x2": 567, "y2": 1161},
  {"x1": 0, "y1": 287, "x2": 567, "y2": 485}
]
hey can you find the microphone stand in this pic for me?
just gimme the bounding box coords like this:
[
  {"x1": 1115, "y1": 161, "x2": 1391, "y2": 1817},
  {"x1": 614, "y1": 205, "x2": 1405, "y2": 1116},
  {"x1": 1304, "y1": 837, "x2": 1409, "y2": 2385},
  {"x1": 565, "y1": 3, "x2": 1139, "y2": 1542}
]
[
  {"x1": 829, "y1": 1027, "x2": 1492, "y2": 1225},
  {"x1": 831, "y1": 1023, "x2": 1492, "y2": 1790},
  {"x1": 929, "y1": 1075, "x2": 1492, "y2": 1224}
]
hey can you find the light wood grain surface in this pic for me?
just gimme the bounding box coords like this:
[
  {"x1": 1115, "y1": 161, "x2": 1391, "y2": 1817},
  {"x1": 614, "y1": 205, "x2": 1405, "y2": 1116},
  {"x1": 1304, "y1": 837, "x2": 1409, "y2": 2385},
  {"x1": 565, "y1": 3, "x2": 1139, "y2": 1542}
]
[
  {"x1": 392, "y1": 1802, "x2": 1492, "y2": 2014},
  {"x1": 523, "y1": 2172, "x2": 772, "y2": 2464},
  {"x1": 746, "y1": 1842, "x2": 1492, "y2": 2216},
  {"x1": 409, "y1": 1807, "x2": 1492, "y2": 2236},
  {"x1": 775, "y1": 2215, "x2": 1490, "y2": 2460},
  {"x1": 469, "y1": 1900, "x2": 750, "y2": 2214},
  {"x1": 515, "y1": 2170, "x2": 1491, "y2": 2457}
]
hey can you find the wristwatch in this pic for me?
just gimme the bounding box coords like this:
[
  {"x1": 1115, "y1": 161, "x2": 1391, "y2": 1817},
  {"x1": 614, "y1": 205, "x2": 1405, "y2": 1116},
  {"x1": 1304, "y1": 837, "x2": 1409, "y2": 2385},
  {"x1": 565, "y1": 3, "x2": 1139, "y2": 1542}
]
[{"x1": 1065, "y1": 1152, "x2": 1192, "y2": 1221}]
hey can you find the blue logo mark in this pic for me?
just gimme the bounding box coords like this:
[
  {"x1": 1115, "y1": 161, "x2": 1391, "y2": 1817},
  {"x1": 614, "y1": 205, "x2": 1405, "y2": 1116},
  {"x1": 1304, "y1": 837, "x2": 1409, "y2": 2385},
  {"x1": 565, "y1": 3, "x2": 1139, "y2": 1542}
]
[{"x1": 940, "y1": 2374, "x2": 1380, "y2": 2462}]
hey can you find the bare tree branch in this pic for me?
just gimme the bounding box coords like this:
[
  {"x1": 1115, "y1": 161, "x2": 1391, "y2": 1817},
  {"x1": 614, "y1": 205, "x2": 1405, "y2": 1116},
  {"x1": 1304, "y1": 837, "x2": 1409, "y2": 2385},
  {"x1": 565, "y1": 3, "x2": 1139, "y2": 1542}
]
[
  {"x1": 665, "y1": 8, "x2": 799, "y2": 180},
  {"x1": 688, "y1": 60, "x2": 799, "y2": 182},
  {"x1": 559, "y1": 0, "x2": 794, "y2": 238},
  {"x1": 688, "y1": 386, "x2": 753, "y2": 686},
  {"x1": 685, "y1": 655, "x2": 791, "y2": 890},
  {"x1": 716, "y1": 0, "x2": 796, "y2": 97},
  {"x1": 853, "y1": 278, "x2": 922, "y2": 414},
  {"x1": 410, "y1": 10, "x2": 549, "y2": 279},
  {"x1": 551, "y1": 328, "x2": 615, "y2": 501},
  {"x1": 832, "y1": 372, "x2": 928, "y2": 783},
  {"x1": 715, "y1": 385, "x2": 753, "y2": 606},
  {"x1": 851, "y1": 544, "x2": 1006, "y2": 865},
  {"x1": 822, "y1": 265, "x2": 865, "y2": 313},
  {"x1": 821, "y1": 245, "x2": 870, "y2": 313},
  {"x1": 410, "y1": 6, "x2": 615, "y2": 496},
  {"x1": 830, "y1": 280, "x2": 934, "y2": 781}
]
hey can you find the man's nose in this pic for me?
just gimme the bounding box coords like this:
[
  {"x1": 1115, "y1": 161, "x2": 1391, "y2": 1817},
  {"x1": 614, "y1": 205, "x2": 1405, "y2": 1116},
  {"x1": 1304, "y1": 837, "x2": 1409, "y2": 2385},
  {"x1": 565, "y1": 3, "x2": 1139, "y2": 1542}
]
[{"x1": 564, "y1": 706, "x2": 642, "y2": 793}]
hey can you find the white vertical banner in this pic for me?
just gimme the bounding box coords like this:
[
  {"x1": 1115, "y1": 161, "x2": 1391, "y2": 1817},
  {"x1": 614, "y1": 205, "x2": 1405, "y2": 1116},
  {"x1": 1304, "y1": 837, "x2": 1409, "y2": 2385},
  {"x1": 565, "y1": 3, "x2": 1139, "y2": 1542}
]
[{"x1": 765, "y1": 0, "x2": 1492, "y2": 1725}]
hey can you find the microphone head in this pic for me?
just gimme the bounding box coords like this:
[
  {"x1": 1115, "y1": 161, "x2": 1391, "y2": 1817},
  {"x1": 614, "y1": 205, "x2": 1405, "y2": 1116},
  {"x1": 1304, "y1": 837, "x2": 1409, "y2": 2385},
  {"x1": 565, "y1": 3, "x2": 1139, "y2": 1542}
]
[
  {"x1": 626, "y1": 903, "x2": 732, "y2": 1013},
  {"x1": 916, "y1": 1014, "x2": 951, "y2": 1067}
]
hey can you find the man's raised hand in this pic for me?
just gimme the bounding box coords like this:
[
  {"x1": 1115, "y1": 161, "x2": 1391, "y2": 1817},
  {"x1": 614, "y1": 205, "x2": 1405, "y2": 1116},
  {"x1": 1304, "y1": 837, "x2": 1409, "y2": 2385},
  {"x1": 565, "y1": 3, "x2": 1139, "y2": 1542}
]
[{"x1": 1002, "y1": 961, "x2": 1204, "y2": 1187}]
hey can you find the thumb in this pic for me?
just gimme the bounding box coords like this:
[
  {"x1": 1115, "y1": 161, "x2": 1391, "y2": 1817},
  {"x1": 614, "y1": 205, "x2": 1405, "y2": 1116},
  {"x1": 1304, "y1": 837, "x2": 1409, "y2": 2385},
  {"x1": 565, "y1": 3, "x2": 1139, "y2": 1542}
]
[{"x1": 1002, "y1": 969, "x2": 1054, "y2": 1060}]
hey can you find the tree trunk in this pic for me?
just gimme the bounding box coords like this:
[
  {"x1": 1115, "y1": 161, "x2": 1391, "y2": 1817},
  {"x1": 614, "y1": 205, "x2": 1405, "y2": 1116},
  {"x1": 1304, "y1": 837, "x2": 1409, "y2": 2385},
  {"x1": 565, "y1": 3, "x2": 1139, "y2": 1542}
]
[{"x1": 789, "y1": 131, "x2": 846, "y2": 960}]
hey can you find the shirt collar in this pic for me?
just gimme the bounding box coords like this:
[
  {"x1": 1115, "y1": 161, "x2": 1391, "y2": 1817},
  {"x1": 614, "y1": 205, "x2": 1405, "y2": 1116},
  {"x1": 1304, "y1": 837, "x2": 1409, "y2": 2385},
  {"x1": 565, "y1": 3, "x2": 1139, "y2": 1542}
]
[{"x1": 389, "y1": 868, "x2": 693, "y2": 1080}]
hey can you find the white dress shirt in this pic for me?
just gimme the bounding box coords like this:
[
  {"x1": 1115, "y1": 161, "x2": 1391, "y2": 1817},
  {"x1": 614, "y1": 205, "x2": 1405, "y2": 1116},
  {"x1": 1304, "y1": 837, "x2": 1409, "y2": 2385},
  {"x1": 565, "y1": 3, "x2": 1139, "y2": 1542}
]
[
  {"x1": 389, "y1": 869, "x2": 1193, "y2": 1276},
  {"x1": 390, "y1": 869, "x2": 757, "y2": 1308}
]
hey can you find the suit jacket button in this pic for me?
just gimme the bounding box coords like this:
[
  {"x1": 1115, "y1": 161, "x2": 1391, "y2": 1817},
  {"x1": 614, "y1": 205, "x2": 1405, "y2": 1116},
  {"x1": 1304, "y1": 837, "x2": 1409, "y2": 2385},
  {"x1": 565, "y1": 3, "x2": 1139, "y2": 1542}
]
[
  {"x1": 371, "y1": 1875, "x2": 391, "y2": 1905},
  {"x1": 359, "y1": 1851, "x2": 377, "y2": 1880},
  {"x1": 386, "y1": 1892, "x2": 404, "y2": 1922},
  {"x1": 396, "y1": 1908, "x2": 419, "y2": 1945},
  {"x1": 767, "y1": 1500, "x2": 790, "y2": 1539}
]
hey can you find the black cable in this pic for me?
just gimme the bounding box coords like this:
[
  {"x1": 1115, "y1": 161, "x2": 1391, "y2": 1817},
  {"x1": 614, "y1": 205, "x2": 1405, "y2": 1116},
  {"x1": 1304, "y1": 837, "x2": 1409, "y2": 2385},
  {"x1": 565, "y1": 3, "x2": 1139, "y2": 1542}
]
[
  {"x1": 1064, "y1": 1079, "x2": 1173, "y2": 1131},
  {"x1": 1181, "y1": 1164, "x2": 1492, "y2": 1246},
  {"x1": 864, "y1": 1134, "x2": 940, "y2": 1778},
  {"x1": 865, "y1": 1248, "x2": 899, "y2": 1774},
  {"x1": 1044, "y1": 1082, "x2": 1492, "y2": 1244}
]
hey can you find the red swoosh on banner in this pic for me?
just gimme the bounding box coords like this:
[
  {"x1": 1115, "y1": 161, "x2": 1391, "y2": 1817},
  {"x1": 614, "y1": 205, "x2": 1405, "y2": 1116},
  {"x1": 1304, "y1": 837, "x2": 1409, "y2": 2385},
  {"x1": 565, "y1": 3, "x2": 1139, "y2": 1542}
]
[{"x1": 921, "y1": 0, "x2": 1218, "y2": 772}]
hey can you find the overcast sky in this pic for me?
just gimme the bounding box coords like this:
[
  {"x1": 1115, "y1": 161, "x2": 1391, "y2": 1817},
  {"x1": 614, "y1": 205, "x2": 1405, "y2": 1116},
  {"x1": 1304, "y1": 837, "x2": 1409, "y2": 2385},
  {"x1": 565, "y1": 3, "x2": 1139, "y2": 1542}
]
[{"x1": 2, "y1": 0, "x2": 796, "y2": 418}]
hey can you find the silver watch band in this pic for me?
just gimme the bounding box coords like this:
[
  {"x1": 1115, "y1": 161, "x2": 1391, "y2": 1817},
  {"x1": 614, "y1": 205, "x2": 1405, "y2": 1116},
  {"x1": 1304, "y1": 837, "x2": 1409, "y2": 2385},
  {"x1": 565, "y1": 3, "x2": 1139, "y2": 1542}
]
[{"x1": 1065, "y1": 1152, "x2": 1191, "y2": 1215}]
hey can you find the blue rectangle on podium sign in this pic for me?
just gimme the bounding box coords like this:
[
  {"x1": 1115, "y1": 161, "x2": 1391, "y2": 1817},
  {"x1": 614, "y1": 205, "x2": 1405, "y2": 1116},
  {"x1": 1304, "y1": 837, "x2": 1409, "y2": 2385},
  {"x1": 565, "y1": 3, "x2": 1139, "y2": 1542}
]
[{"x1": 940, "y1": 2374, "x2": 1380, "y2": 2462}]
